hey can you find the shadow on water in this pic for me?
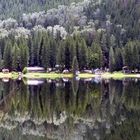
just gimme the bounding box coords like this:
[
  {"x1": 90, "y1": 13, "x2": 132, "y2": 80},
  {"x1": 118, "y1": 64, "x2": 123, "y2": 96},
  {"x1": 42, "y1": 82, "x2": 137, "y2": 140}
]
[{"x1": 0, "y1": 78, "x2": 139, "y2": 140}]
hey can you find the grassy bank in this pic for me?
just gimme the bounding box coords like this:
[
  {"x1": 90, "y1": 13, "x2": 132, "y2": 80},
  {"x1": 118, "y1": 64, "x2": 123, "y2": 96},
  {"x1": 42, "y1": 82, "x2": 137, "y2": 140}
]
[
  {"x1": 21, "y1": 72, "x2": 140, "y2": 79},
  {"x1": 0, "y1": 72, "x2": 140, "y2": 79},
  {"x1": 23, "y1": 72, "x2": 73, "y2": 79},
  {"x1": 0, "y1": 72, "x2": 19, "y2": 79},
  {"x1": 101, "y1": 72, "x2": 139, "y2": 79}
]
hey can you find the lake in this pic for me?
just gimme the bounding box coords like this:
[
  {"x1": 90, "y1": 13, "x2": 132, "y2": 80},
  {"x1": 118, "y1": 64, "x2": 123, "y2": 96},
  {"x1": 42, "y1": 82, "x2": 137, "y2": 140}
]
[{"x1": 0, "y1": 78, "x2": 139, "y2": 140}]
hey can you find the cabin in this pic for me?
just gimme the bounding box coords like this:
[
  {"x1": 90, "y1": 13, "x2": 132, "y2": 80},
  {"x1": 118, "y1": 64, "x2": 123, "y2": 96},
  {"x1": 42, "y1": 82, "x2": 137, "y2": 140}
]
[
  {"x1": 94, "y1": 69, "x2": 102, "y2": 75},
  {"x1": 2, "y1": 69, "x2": 9, "y2": 74},
  {"x1": 46, "y1": 68, "x2": 52, "y2": 73},
  {"x1": 83, "y1": 70, "x2": 93, "y2": 74},
  {"x1": 75, "y1": 70, "x2": 80, "y2": 76},
  {"x1": 122, "y1": 66, "x2": 130, "y2": 74},
  {"x1": 63, "y1": 69, "x2": 69, "y2": 74},
  {"x1": 55, "y1": 65, "x2": 62, "y2": 73},
  {"x1": 26, "y1": 67, "x2": 45, "y2": 73}
]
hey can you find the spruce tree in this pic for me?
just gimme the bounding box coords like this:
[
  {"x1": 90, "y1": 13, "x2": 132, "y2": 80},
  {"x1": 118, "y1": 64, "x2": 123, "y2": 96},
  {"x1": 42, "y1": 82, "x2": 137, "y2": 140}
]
[
  {"x1": 72, "y1": 56, "x2": 79, "y2": 76},
  {"x1": 109, "y1": 47, "x2": 115, "y2": 72},
  {"x1": 3, "y1": 40, "x2": 12, "y2": 69},
  {"x1": 19, "y1": 39, "x2": 29, "y2": 70},
  {"x1": 12, "y1": 43, "x2": 19, "y2": 70},
  {"x1": 114, "y1": 47, "x2": 123, "y2": 71},
  {"x1": 48, "y1": 38, "x2": 56, "y2": 68},
  {"x1": 57, "y1": 41, "x2": 65, "y2": 68},
  {"x1": 64, "y1": 45, "x2": 71, "y2": 70},
  {"x1": 78, "y1": 39, "x2": 88, "y2": 70},
  {"x1": 89, "y1": 42, "x2": 103, "y2": 69},
  {"x1": 41, "y1": 36, "x2": 48, "y2": 69}
]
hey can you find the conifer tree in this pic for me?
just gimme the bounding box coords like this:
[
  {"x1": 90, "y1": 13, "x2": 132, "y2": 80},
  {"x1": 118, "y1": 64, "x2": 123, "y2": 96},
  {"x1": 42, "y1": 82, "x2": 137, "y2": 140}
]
[
  {"x1": 72, "y1": 56, "x2": 79, "y2": 76},
  {"x1": 3, "y1": 40, "x2": 12, "y2": 69},
  {"x1": 19, "y1": 40, "x2": 29, "y2": 70},
  {"x1": 48, "y1": 38, "x2": 57, "y2": 68},
  {"x1": 88, "y1": 42, "x2": 103, "y2": 68},
  {"x1": 109, "y1": 47, "x2": 115, "y2": 72},
  {"x1": 57, "y1": 41, "x2": 65, "y2": 68},
  {"x1": 41, "y1": 36, "x2": 49, "y2": 69},
  {"x1": 12, "y1": 43, "x2": 19, "y2": 70},
  {"x1": 78, "y1": 39, "x2": 88, "y2": 70}
]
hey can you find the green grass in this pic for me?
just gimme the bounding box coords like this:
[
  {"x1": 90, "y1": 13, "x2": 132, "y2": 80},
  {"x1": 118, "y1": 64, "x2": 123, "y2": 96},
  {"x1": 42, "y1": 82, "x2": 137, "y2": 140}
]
[
  {"x1": 23, "y1": 72, "x2": 73, "y2": 79},
  {"x1": 0, "y1": 72, "x2": 139, "y2": 80},
  {"x1": 101, "y1": 72, "x2": 140, "y2": 79},
  {"x1": 78, "y1": 73, "x2": 95, "y2": 78},
  {"x1": 0, "y1": 72, "x2": 19, "y2": 79}
]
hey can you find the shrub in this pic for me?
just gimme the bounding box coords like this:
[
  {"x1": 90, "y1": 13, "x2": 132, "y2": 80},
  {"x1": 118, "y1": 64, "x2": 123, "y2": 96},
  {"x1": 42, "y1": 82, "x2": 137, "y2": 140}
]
[{"x1": 22, "y1": 67, "x2": 28, "y2": 74}]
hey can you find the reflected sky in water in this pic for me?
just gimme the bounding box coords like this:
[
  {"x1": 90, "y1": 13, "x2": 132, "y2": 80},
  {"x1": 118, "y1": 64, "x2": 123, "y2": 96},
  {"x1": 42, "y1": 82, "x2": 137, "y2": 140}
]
[{"x1": 0, "y1": 78, "x2": 139, "y2": 140}]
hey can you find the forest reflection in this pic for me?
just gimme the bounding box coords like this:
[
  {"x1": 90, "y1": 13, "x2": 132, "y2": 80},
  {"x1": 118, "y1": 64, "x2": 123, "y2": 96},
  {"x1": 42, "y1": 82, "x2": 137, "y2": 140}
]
[{"x1": 0, "y1": 78, "x2": 139, "y2": 140}]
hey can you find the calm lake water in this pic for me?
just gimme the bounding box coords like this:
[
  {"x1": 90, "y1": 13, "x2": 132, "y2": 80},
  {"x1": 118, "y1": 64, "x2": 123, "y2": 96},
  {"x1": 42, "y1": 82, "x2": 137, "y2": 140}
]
[{"x1": 0, "y1": 78, "x2": 139, "y2": 140}]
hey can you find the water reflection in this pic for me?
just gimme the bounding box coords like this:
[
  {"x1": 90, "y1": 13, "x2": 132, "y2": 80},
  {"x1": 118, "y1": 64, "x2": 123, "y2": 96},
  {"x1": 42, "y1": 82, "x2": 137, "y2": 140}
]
[{"x1": 0, "y1": 78, "x2": 139, "y2": 140}]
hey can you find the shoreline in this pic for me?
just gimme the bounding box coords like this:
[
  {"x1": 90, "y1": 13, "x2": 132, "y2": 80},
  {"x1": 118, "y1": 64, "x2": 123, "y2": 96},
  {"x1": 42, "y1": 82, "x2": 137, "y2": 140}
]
[{"x1": 0, "y1": 72, "x2": 140, "y2": 80}]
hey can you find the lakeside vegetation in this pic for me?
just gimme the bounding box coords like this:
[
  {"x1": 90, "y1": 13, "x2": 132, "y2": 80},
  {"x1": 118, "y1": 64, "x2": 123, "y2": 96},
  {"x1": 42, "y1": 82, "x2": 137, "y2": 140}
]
[
  {"x1": 0, "y1": 0, "x2": 140, "y2": 140},
  {"x1": 0, "y1": 0, "x2": 139, "y2": 74},
  {"x1": 0, "y1": 72, "x2": 140, "y2": 80},
  {"x1": 0, "y1": 0, "x2": 83, "y2": 19}
]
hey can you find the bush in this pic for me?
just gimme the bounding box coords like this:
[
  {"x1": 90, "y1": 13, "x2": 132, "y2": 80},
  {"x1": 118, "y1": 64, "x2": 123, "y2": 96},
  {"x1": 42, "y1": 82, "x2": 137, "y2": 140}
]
[{"x1": 22, "y1": 67, "x2": 28, "y2": 74}]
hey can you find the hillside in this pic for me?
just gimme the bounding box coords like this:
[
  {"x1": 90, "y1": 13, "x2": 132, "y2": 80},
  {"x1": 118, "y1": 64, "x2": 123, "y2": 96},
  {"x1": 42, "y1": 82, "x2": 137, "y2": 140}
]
[
  {"x1": 0, "y1": 0, "x2": 139, "y2": 72},
  {"x1": 0, "y1": 0, "x2": 83, "y2": 19}
]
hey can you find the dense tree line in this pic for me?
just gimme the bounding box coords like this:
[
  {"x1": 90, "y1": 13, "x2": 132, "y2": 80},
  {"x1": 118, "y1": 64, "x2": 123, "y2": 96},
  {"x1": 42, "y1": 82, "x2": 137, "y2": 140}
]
[
  {"x1": 0, "y1": 0, "x2": 139, "y2": 72},
  {"x1": 1, "y1": 28, "x2": 140, "y2": 72}
]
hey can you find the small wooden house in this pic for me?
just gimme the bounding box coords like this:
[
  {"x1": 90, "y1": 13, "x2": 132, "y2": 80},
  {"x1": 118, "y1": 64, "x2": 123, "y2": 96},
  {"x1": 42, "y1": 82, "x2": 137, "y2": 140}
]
[
  {"x1": 122, "y1": 66, "x2": 130, "y2": 74},
  {"x1": 94, "y1": 69, "x2": 102, "y2": 75},
  {"x1": 63, "y1": 69, "x2": 69, "y2": 74},
  {"x1": 83, "y1": 69, "x2": 93, "y2": 74},
  {"x1": 2, "y1": 69, "x2": 9, "y2": 74}
]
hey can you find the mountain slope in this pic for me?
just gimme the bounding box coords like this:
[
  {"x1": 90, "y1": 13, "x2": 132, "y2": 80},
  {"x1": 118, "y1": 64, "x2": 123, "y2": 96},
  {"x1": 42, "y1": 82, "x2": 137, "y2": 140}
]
[{"x1": 0, "y1": 0, "x2": 83, "y2": 19}]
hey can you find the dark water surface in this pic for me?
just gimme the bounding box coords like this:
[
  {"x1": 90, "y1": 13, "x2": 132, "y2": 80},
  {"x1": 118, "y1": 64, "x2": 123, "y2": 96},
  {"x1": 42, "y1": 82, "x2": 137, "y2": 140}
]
[{"x1": 0, "y1": 78, "x2": 139, "y2": 140}]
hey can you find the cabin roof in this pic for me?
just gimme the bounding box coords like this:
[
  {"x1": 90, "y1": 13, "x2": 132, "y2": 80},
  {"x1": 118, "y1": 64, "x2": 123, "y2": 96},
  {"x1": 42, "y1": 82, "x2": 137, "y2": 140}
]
[{"x1": 26, "y1": 67, "x2": 45, "y2": 71}]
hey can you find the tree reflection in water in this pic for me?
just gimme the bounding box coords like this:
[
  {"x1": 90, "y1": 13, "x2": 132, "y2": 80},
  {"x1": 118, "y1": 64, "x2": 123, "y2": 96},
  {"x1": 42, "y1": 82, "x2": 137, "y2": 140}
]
[{"x1": 0, "y1": 78, "x2": 139, "y2": 140}]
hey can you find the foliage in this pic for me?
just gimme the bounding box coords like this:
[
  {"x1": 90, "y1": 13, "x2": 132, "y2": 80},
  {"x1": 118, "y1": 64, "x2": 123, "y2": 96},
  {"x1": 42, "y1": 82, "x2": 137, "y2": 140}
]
[
  {"x1": 22, "y1": 67, "x2": 27, "y2": 74},
  {"x1": 72, "y1": 56, "x2": 79, "y2": 76},
  {"x1": 0, "y1": 0, "x2": 83, "y2": 19},
  {"x1": 0, "y1": 0, "x2": 139, "y2": 71}
]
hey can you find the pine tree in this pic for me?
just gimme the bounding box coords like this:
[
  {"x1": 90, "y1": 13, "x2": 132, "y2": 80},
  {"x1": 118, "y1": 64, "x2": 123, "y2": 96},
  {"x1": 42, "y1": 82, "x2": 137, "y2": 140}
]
[
  {"x1": 64, "y1": 45, "x2": 71, "y2": 70},
  {"x1": 12, "y1": 43, "x2": 19, "y2": 70},
  {"x1": 123, "y1": 41, "x2": 133, "y2": 70},
  {"x1": 19, "y1": 39, "x2": 29, "y2": 70},
  {"x1": 48, "y1": 38, "x2": 56, "y2": 68},
  {"x1": 100, "y1": 32, "x2": 108, "y2": 68},
  {"x1": 109, "y1": 47, "x2": 115, "y2": 72},
  {"x1": 57, "y1": 41, "x2": 65, "y2": 68},
  {"x1": 41, "y1": 36, "x2": 49, "y2": 69},
  {"x1": 114, "y1": 47, "x2": 123, "y2": 71},
  {"x1": 78, "y1": 39, "x2": 88, "y2": 70},
  {"x1": 132, "y1": 42, "x2": 139, "y2": 70},
  {"x1": 66, "y1": 37, "x2": 76, "y2": 70},
  {"x1": 72, "y1": 56, "x2": 79, "y2": 76},
  {"x1": 88, "y1": 42, "x2": 103, "y2": 69},
  {"x1": 3, "y1": 40, "x2": 12, "y2": 69},
  {"x1": 30, "y1": 31, "x2": 43, "y2": 66},
  {"x1": 0, "y1": 44, "x2": 3, "y2": 68}
]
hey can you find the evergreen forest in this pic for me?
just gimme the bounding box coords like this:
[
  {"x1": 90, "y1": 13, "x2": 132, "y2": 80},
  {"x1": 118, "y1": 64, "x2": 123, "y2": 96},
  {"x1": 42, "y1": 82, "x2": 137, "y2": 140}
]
[{"x1": 0, "y1": 0, "x2": 139, "y2": 72}]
